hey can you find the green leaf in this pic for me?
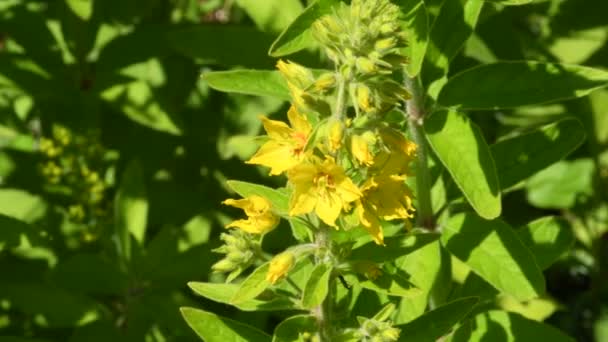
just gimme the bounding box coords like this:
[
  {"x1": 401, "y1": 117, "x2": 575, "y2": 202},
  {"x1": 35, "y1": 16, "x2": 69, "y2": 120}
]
[
  {"x1": 423, "y1": 0, "x2": 484, "y2": 98},
  {"x1": 301, "y1": 263, "x2": 332, "y2": 309},
  {"x1": 51, "y1": 254, "x2": 128, "y2": 295},
  {"x1": 205, "y1": 70, "x2": 290, "y2": 99},
  {"x1": 114, "y1": 160, "x2": 148, "y2": 261},
  {"x1": 441, "y1": 212, "x2": 545, "y2": 301},
  {"x1": 0, "y1": 189, "x2": 47, "y2": 223},
  {"x1": 272, "y1": 315, "x2": 318, "y2": 342},
  {"x1": 517, "y1": 217, "x2": 574, "y2": 270},
  {"x1": 181, "y1": 307, "x2": 272, "y2": 342},
  {"x1": 168, "y1": 26, "x2": 274, "y2": 68},
  {"x1": 188, "y1": 282, "x2": 294, "y2": 311},
  {"x1": 348, "y1": 263, "x2": 421, "y2": 298},
  {"x1": 101, "y1": 81, "x2": 183, "y2": 135},
  {"x1": 451, "y1": 310, "x2": 575, "y2": 342},
  {"x1": 401, "y1": 0, "x2": 429, "y2": 77},
  {"x1": 231, "y1": 262, "x2": 271, "y2": 304},
  {"x1": 235, "y1": 0, "x2": 303, "y2": 34},
  {"x1": 226, "y1": 180, "x2": 290, "y2": 215},
  {"x1": 394, "y1": 235, "x2": 442, "y2": 324},
  {"x1": 526, "y1": 159, "x2": 595, "y2": 209},
  {"x1": 438, "y1": 62, "x2": 608, "y2": 109},
  {"x1": 492, "y1": 118, "x2": 586, "y2": 189},
  {"x1": 65, "y1": 0, "x2": 93, "y2": 20},
  {"x1": 425, "y1": 110, "x2": 501, "y2": 219},
  {"x1": 484, "y1": 0, "x2": 533, "y2": 5},
  {"x1": 269, "y1": 0, "x2": 339, "y2": 57},
  {"x1": 397, "y1": 297, "x2": 478, "y2": 342},
  {"x1": 351, "y1": 233, "x2": 439, "y2": 263}
]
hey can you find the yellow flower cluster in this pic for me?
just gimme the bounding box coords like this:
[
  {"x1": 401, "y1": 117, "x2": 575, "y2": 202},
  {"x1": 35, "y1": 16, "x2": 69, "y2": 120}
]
[{"x1": 223, "y1": 63, "x2": 417, "y2": 245}]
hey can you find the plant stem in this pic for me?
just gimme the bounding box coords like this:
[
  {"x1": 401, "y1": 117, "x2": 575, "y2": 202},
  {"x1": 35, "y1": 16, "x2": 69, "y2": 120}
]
[
  {"x1": 313, "y1": 225, "x2": 333, "y2": 341},
  {"x1": 405, "y1": 76, "x2": 435, "y2": 230},
  {"x1": 333, "y1": 76, "x2": 347, "y2": 121}
]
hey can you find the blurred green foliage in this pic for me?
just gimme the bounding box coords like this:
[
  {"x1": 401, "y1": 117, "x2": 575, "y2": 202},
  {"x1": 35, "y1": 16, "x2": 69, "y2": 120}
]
[{"x1": 0, "y1": 0, "x2": 607, "y2": 341}]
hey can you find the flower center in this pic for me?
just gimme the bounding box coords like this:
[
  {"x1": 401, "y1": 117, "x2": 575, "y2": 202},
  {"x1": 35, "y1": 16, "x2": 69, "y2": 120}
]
[{"x1": 314, "y1": 172, "x2": 334, "y2": 189}]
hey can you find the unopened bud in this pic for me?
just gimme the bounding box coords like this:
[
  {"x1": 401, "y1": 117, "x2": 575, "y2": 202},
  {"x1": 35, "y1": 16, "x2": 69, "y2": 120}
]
[
  {"x1": 266, "y1": 252, "x2": 295, "y2": 284},
  {"x1": 356, "y1": 57, "x2": 376, "y2": 74},
  {"x1": 311, "y1": 73, "x2": 336, "y2": 93},
  {"x1": 328, "y1": 120, "x2": 344, "y2": 152}
]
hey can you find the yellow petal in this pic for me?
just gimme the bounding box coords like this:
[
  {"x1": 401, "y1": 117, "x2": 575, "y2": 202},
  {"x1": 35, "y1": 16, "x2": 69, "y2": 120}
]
[
  {"x1": 266, "y1": 252, "x2": 295, "y2": 284},
  {"x1": 260, "y1": 116, "x2": 292, "y2": 141},
  {"x1": 290, "y1": 191, "x2": 317, "y2": 216},
  {"x1": 247, "y1": 141, "x2": 298, "y2": 175},
  {"x1": 357, "y1": 202, "x2": 384, "y2": 245},
  {"x1": 287, "y1": 106, "x2": 311, "y2": 135},
  {"x1": 315, "y1": 191, "x2": 342, "y2": 227}
]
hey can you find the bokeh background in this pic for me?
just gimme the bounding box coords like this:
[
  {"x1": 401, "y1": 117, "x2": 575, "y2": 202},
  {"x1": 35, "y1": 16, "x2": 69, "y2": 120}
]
[{"x1": 0, "y1": 0, "x2": 607, "y2": 341}]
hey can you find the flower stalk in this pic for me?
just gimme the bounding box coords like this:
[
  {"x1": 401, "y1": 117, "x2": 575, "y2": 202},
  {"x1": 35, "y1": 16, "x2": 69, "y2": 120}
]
[{"x1": 405, "y1": 76, "x2": 435, "y2": 230}]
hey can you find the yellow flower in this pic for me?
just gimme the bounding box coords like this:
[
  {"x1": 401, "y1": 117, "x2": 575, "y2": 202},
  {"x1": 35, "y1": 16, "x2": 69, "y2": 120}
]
[
  {"x1": 247, "y1": 106, "x2": 312, "y2": 175},
  {"x1": 266, "y1": 252, "x2": 295, "y2": 284},
  {"x1": 351, "y1": 134, "x2": 374, "y2": 166},
  {"x1": 288, "y1": 157, "x2": 362, "y2": 227},
  {"x1": 223, "y1": 195, "x2": 280, "y2": 234},
  {"x1": 373, "y1": 129, "x2": 417, "y2": 176},
  {"x1": 356, "y1": 175, "x2": 415, "y2": 245}
]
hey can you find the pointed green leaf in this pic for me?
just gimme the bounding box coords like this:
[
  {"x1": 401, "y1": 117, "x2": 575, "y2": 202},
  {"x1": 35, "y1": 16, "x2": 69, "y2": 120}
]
[
  {"x1": 188, "y1": 282, "x2": 294, "y2": 311},
  {"x1": 226, "y1": 180, "x2": 290, "y2": 215},
  {"x1": 438, "y1": 62, "x2": 608, "y2": 109},
  {"x1": 441, "y1": 212, "x2": 545, "y2": 301},
  {"x1": 351, "y1": 233, "x2": 439, "y2": 263},
  {"x1": 349, "y1": 268, "x2": 421, "y2": 298},
  {"x1": 401, "y1": 0, "x2": 429, "y2": 77},
  {"x1": 235, "y1": 0, "x2": 303, "y2": 34},
  {"x1": 205, "y1": 70, "x2": 290, "y2": 99},
  {"x1": 269, "y1": 0, "x2": 339, "y2": 57},
  {"x1": 181, "y1": 307, "x2": 271, "y2": 342},
  {"x1": 397, "y1": 297, "x2": 478, "y2": 341},
  {"x1": 272, "y1": 315, "x2": 318, "y2": 342},
  {"x1": 231, "y1": 262, "x2": 271, "y2": 304},
  {"x1": 492, "y1": 118, "x2": 586, "y2": 189},
  {"x1": 423, "y1": 0, "x2": 484, "y2": 98},
  {"x1": 168, "y1": 26, "x2": 274, "y2": 68},
  {"x1": 301, "y1": 263, "x2": 332, "y2": 309},
  {"x1": 425, "y1": 110, "x2": 501, "y2": 219},
  {"x1": 451, "y1": 310, "x2": 575, "y2": 342},
  {"x1": 394, "y1": 235, "x2": 442, "y2": 324},
  {"x1": 115, "y1": 160, "x2": 148, "y2": 260},
  {"x1": 517, "y1": 217, "x2": 574, "y2": 270}
]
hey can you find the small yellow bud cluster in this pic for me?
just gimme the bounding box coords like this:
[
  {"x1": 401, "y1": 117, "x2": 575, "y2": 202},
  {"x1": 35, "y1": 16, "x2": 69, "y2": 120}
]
[
  {"x1": 38, "y1": 125, "x2": 113, "y2": 236},
  {"x1": 312, "y1": 0, "x2": 406, "y2": 77},
  {"x1": 212, "y1": 230, "x2": 261, "y2": 282}
]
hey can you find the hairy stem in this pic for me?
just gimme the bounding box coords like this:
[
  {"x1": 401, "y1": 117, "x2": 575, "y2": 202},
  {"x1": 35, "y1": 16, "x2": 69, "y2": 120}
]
[
  {"x1": 333, "y1": 76, "x2": 347, "y2": 121},
  {"x1": 313, "y1": 225, "x2": 333, "y2": 341},
  {"x1": 405, "y1": 76, "x2": 435, "y2": 230}
]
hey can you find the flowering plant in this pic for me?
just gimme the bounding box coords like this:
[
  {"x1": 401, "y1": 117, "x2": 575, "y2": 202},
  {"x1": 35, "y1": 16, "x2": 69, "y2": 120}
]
[{"x1": 181, "y1": 0, "x2": 606, "y2": 341}]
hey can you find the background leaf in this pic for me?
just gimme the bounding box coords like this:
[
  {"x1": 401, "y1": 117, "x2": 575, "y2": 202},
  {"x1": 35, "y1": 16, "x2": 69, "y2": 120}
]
[
  {"x1": 438, "y1": 62, "x2": 608, "y2": 109},
  {"x1": 492, "y1": 118, "x2": 586, "y2": 189},
  {"x1": 517, "y1": 217, "x2": 574, "y2": 270},
  {"x1": 272, "y1": 315, "x2": 318, "y2": 342}
]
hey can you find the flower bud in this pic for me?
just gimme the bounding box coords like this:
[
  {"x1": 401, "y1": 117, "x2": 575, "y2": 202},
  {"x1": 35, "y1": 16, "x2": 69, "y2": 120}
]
[
  {"x1": 351, "y1": 134, "x2": 374, "y2": 166},
  {"x1": 277, "y1": 60, "x2": 314, "y2": 89},
  {"x1": 311, "y1": 73, "x2": 336, "y2": 94},
  {"x1": 356, "y1": 84, "x2": 373, "y2": 113},
  {"x1": 266, "y1": 252, "x2": 295, "y2": 284},
  {"x1": 356, "y1": 57, "x2": 376, "y2": 74},
  {"x1": 328, "y1": 120, "x2": 344, "y2": 152}
]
